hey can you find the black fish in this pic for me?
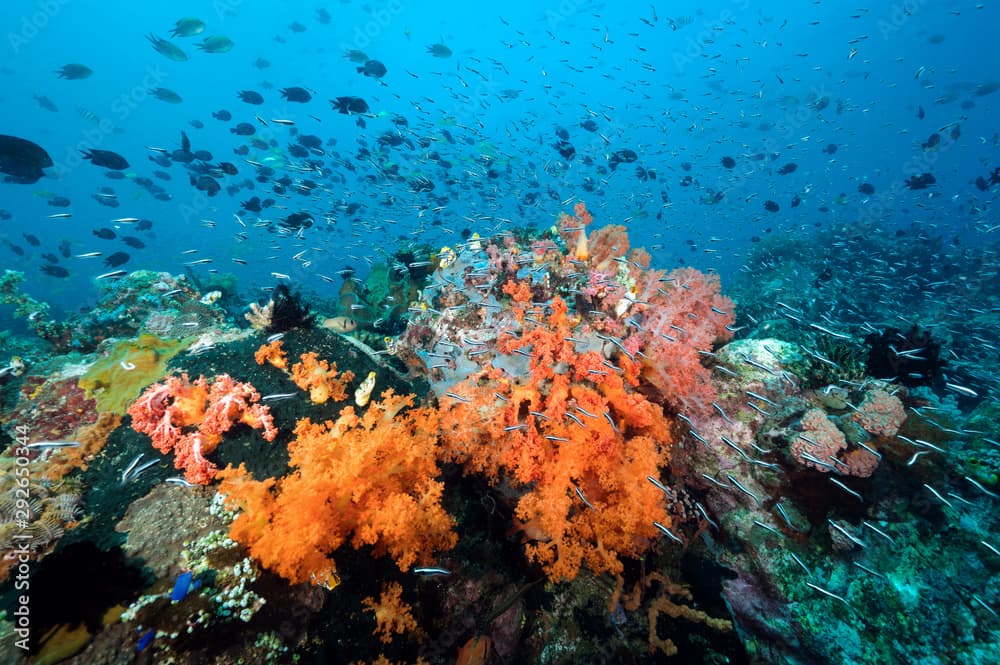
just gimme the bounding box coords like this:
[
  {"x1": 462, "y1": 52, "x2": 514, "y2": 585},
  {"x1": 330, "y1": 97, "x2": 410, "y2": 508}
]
[
  {"x1": 357, "y1": 60, "x2": 387, "y2": 78},
  {"x1": 6, "y1": 241, "x2": 24, "y2": 256},
  {"x1": 822, "y1": 143, "x2": 838, "y2": 155},
  {"x1": 58, "y1": 240, "x2": 71, "y2": 257},
  {"x1": 763, "y1": 200, "x2": 780, "y2": 212},
  {"x1": 48, "y1": 195, "x2": 71, "y2": 207},
  {"x1": 777, "y1": 162, "x2": 797, "y2": 175},
  {"x1": 218, "y1": 162, "x2": 238, "y2": 175},
  {"x1": 22, "y1": 233, "x2": 40, "y2": 247},
  {"x1": 136, "y1": 219, "x2": 153, "y2": 231},
  {"x1": 905, "y1": 173, "x2": 936, "y2": 190},
  {"x1": 82, "y1": 148, "x2": 129, "y2": 170},
  {"x1": 241, "y1": 196, "x2": 262, "y2": 212},
  {"x1": 297, "y1": 134, "x2": 322, "y2": 148},
  {"x1": 191, "y1": 174, "x2": 221, "y2": 196},
  {"x1": 608, "y1": 148, "x2": 638, "y2": 171},
  {"x1": 790, "y1": 194, "x2": 802, "y2": 208},
  {"x1": 180, "y1": 130, "x2": 191, "y2": 153},
  {"x1": 721, "y1": 156, "x2": 736, "y2": 169},
  {"x1": 231, "y1": 122, "x2": 255, "y2": 135},
  {"x1": 189, "y1": 119, "x2": 204, "y2": 129},
  {"x1": 975, "y1": 176, "x2": 989, "y2": 191},
  {"x1": 580, "y1": 119, "x2": 598, "y2": 132},
  {"x1": 858, "y1": 182, "x2": 875, "y2": 195},
  {"x1": 331, "y1": 96, "x2": 369, "y2": 114},
  {"x1": 93, "y1": 227, "x2": 116, "y2": 239},
  {"x1": 237, "y1": 90, "x2": 264, "y2": 105},
  {"x1": 121, "y1": 236, "x2": 146, "y2": 248},
  {"x1": 554, "y1": 140, "x2": 575, "y2": 160},
  {"x1": 921, "y1": 133, "x2": 940, "y2": 150},
  {"x1": 212, "y1": 109, "x2": 232, "y2": 121},
  {"x1": 41, "y1": 252, "x2": 59, "y2": 263},
  {"x1": 103, "y1": 251, "x2": 130, "y2": 267},
  {"x1": 279, "y1": 211, "x2": 313, "y2": 230},
  {"x1": 41, "y1": 264, "x2": 70, "y2": 278},
  {"x1": 281, "y1": 86, "x2": 312, "y2": 103},
  {"x1": 0, "y1": 134, "x2": 53, "y2": 184},
  {"x1": 917, "y1": 105, "x2": 925, "y2": 120}
]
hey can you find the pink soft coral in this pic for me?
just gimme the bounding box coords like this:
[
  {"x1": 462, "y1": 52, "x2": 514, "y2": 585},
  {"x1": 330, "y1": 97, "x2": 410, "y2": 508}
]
[{"x1": 128, "y1": 373, "x2": 277, "y2": 484}]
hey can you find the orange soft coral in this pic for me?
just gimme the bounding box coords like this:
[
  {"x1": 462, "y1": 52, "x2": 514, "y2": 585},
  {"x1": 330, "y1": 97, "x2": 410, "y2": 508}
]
[
  {"x1": 438, "y1": 298, "x2": 674, "y2": 582},
  {"x1": 254, "y1": 339, "x2": 288, "y2": 370},
  {"x1": 218, "y1": 390, "x2": 456, "y2": 585},
  {"x1": 501, "y1": 279, "x2": 533, "y2": 305},
  {"x1": 290, "y1": 351, "x2": 355, "y2": 404},
  {"x1": 362, "y1": 582, "x2": 418, "y2": 644}
]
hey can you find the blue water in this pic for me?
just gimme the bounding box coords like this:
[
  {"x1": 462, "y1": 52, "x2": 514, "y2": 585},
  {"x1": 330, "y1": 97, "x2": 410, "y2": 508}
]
[{"x1": 1, "y1": 0, "x2": 997, "y2": 318}]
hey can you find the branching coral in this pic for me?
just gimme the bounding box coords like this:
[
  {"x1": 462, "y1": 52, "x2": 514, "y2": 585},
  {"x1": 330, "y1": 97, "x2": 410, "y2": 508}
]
[{"x1": 217, "y1": 390, "x2": 456, "y2": 585}]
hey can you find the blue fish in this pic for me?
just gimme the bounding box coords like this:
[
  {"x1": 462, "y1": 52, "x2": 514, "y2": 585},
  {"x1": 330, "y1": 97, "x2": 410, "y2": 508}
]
[
  {"x1": 170, "y1": 570, "x2": 193, "y2": 603},
  {"x1": 136, "y1": 628, "x2": 155, "y2": 652}
]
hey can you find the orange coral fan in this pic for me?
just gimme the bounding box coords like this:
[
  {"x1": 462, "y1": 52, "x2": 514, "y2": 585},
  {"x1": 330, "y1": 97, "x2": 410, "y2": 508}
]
[
  {"x1": 254, "y1": 339, "x2": 288, "y2": 370},
  {"x1": 218, "y1": 390, "x2": 456, "y2": 585},
  {"x1": 362, "y1": 581, "x2": 418, "y2": 644},
  {"x1": 439, "y1": 297, "x2": 674, "y2": 582},
  {"x1": 290, "y1": 351, "x2": 355, "y2": 404}
]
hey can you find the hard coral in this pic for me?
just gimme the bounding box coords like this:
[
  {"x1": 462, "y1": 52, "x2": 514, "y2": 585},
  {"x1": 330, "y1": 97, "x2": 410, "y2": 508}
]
[
  {"x1": 128, "y1": 373, "x2": 277, "y2": 484},
  {"x1": 851, "y1": 388, "x2": 906, "y2": 438},
  {"x1": 218, "y1": 390, "x2": 456, "y2": 585}
]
